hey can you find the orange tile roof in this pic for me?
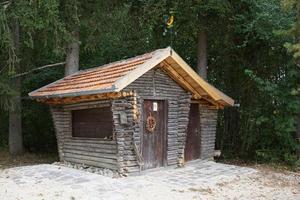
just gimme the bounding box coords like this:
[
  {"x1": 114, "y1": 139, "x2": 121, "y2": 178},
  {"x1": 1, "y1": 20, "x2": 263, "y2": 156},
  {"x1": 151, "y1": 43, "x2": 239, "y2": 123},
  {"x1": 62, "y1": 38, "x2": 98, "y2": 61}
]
[
  {"x1": 29, "y1": 52, "x2": 153, "y2": 98},
  {"x1": 29, "y1": 47, "x2": 234, "y2": 107}
]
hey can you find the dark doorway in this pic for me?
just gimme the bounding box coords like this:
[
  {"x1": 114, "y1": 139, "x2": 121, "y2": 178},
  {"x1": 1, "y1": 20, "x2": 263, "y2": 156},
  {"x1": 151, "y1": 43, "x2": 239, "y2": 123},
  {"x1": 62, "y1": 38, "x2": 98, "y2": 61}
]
[
  {"x1": 142, "y1": 100, "x2": 167, "y2": 170},
  {"x1": 185, "y1": 103, "x2": 201, "y2": 161}
]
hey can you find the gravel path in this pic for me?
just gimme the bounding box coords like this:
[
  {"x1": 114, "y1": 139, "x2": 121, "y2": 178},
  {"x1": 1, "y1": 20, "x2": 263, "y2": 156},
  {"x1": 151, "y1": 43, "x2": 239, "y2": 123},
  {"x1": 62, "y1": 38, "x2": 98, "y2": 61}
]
[{"x1": 0, "y1": 160, "x2": 299, "y2": 200}]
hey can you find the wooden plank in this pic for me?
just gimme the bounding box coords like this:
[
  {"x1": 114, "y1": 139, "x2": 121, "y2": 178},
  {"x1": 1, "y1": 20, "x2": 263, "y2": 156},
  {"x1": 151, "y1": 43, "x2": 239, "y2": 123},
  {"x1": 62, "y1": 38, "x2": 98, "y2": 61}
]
[
  {"x1": 142, "y1": 100, "x2": 167, "y2": 170},
  {"x1": 63, "y1": 149, "x2": 118, "y2": 159},
  {"x1": 191, "y1": 99, "x2": 219, "y2": 109},
  {"x1": 41, "y1": 91, "x2": 134, "y2": 105},
  {"x1": 185, "y1": 103, "x2": 201, "y2": 161},
  {"x1": 63, "y1": 101, "x2": 111, "y2": 111},
  {"x1": 63, "y1": 142, "x2": 117, "y2": 150},
  {"x1": 63, "y1": 145, "x2": 117, "y2": 154},
  {"x1": 64, "y1": 157, "x2": 118, "y2": 170},
  {"x1": 64, "y1": 137, "x2": 116, "y2": 144},
  {"x1": 64, "y1": 152, "x2": 117, "y2": 164}
]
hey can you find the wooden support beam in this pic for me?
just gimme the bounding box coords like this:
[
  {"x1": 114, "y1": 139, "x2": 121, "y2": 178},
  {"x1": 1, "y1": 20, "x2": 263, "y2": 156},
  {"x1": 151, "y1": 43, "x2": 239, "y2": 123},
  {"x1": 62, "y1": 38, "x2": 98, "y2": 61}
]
[
  {"x1": 191, "y1": 94, "x2": 221, "y2": 108},
  {"x1": 191, "y1": 99, "x2": 221, "y2": 109},
  {"x1": 37, "y1": 91, "x2": 134, "y2": 105},
  {"x1": 160, "y1": 61, "x2": 202, "y2": 99},
  {"x1": 169, "y1": 51, "x2": 234, "y2": 106}
]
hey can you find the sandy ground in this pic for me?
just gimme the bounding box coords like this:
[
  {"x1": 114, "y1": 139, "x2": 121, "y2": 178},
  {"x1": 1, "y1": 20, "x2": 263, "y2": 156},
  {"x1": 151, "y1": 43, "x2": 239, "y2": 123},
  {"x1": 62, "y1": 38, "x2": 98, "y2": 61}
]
[{"x1": 0, "y1": 161, "x2": 299, "y2": 200}]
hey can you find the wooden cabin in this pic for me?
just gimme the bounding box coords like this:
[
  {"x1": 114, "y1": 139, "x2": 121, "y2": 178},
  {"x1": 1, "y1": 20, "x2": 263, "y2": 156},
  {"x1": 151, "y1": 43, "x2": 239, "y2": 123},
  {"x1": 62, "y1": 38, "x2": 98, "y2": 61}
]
[{"x1": 29, "y1": 47, "x2": 234, "y2": 174}]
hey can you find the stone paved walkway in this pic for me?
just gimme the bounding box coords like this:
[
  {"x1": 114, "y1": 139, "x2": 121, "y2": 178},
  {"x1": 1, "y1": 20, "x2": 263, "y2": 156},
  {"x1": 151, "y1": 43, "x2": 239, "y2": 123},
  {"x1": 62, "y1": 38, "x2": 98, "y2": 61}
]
[
  {"x1": 139, "y1": 160, "x2": 255, "y2": 186},
  {"x1": 0, "y1": 160, "x2": 299, "y2": 200}
]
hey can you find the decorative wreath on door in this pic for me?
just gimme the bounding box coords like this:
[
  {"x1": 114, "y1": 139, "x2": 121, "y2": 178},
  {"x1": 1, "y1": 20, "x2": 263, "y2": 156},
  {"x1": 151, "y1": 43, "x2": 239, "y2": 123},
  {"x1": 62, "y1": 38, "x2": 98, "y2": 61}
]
[{"x1": 146, "y1": 113, "x2": 156, "y2": 133}]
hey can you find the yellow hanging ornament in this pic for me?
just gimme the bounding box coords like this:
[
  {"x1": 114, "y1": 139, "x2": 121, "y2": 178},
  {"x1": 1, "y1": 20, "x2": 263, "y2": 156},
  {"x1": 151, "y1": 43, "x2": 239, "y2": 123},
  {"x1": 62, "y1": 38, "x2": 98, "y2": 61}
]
[{"x1": 166, "y1": 15, "x2": 174, "y2": 28}]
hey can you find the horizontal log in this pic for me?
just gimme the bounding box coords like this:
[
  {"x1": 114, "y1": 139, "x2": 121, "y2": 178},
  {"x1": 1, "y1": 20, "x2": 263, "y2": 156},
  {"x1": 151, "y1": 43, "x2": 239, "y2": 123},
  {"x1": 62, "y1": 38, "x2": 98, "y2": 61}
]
[
  {"x1": 64, "y1": 138, "x2": 116, "y2": 144},
  {"x1": 63, "y1": 142, "x2": 117, "y2": 150},
  {"x1": 63, "y1": 101, "x2": 110, "y2": 110},
  {"x1": 64, "y1": 157, "x2": 118, "y2": 170},
  {"x1": 64, "y1": 152, "x2": 117, "y2": 164},
  {"x1": 123, "y1": 166, "x2": 140, "y2": 173},
  {"x1": 64, "y1": 149, "x2": 117, "y2": 159},
  {"x1": 64, "y1": 145, "x2": 117, "y2": 154},
  {"x1": 120, "y1": 161, "x2": 139, "y2": 167},
  {"x1": 52, "y1": 116, "x2": 69, "y2": 120}
]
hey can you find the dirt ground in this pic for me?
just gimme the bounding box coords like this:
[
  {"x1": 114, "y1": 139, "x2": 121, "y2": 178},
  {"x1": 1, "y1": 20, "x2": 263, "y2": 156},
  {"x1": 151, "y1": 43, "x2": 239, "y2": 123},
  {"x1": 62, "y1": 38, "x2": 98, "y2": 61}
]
[
  {"x1": 197, "y1": 168, "x2": 299, "y2": 200},
  {"x1": 0, "y1": 150, "x2": 57, "y2": 169},
  {"x1": 0, "y1": 160, "x2": 299, "y2": 200}
]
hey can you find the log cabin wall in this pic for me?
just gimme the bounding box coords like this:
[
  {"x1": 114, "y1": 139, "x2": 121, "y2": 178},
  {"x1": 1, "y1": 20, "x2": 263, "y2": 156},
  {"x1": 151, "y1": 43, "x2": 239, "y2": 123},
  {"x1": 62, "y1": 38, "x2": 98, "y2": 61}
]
[
  {"x1": 120, "y1": 66, "x2": 192, "y2": 172},
  {"x1": 51, "y1": 107, "x2": 70, "y2": 161},
  {"x1": 50, "y1": 100, "x2": 119, "y2": 170},
  {"x1": 111, "y1": 95, "x2": 139, "y2": 174},
  {"x1": 31, "y1": 47, "x2": 234, "y2": 175},
  {"x1": 199, "y1": 104, "x2": 218, "y2": 159},
  {"x1": 49, "y1": 66, "x2": 218, "y2": 174}
]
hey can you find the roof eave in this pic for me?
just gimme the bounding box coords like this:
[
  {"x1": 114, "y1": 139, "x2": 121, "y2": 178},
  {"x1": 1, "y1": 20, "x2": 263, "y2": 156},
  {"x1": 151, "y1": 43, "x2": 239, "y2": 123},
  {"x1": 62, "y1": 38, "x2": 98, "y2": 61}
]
[
  {"x1": 217, "y1": 99, "x2": 234, "y2": 107},
  {"x1": 168, "y1": 50, "x2": 235, "y2": 107},
  {"x1": 28, "y1": 46, "x2": 235, "y2": 107},
  {"x1": 29, "y1": 86, "x2": 117, "y2": 99}
]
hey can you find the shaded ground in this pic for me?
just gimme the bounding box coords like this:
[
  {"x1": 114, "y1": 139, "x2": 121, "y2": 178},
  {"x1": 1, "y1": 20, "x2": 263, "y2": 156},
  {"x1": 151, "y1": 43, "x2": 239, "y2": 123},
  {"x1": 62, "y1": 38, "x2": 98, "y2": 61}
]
[
  {"x1": 219, "y1": 158, "x2": 299, "y2": 173},
  {"x1": 0, "y1": 160, "x2": 299, "y2": 200},
  {"x1": 0, "y1": 150, "x2": 57, "y2": 169}
]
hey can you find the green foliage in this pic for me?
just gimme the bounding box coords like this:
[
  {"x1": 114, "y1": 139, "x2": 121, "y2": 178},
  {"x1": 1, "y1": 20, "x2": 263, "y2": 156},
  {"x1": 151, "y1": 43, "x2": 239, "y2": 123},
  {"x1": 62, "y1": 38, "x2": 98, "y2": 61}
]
[
  {"x1": 0, "y1": 0, "x2": 67, "y2": 111},
  {"x1": 0, "y1": 0, "x2": 298, "y2": 168},
  {"x1": 213, "y1": 0, "x2": 299, "y2": 167},
  {"x1": 281, "y1": 0, "x2": 300, "y2": 58},
  {"x1": 22, "y1": 101, "x2": 57, "y2": 153}
]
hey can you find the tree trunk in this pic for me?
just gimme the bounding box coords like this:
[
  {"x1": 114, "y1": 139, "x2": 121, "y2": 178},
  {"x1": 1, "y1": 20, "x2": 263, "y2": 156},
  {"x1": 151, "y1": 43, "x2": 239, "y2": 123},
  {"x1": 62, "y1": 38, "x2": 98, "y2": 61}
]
[
  {"x1": 65, "y1": 31, "x2": 79, "y2": 76},
  {"x1": 297, "y1": 116, "x2": 300, "y2": 157},
  {"x1": 296, "y1": 36, "x2": 300, "y2": 158},
  {"x1": 296, "y1": 1, "x2": 300, "y2": 158},
  {"x1": 9, "y1": 20, "x2": 23, "y2": 155},
  {"x1": 9, "y1": 78, "x2": 23, "y2": 155},
  {"x1": 197, "y1": 29, "x2": 207, "y2": 80}
]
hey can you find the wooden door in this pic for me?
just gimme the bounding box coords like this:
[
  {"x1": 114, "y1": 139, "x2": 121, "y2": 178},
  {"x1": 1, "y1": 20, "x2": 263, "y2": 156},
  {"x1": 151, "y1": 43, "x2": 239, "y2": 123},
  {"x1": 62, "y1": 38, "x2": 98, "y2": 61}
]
[
  {"x1": 142, "y1": 100, "x2": 167, "y2": 170},
  {"x1": 185, "y1": 103, "x2": 201, "y2": 161}
]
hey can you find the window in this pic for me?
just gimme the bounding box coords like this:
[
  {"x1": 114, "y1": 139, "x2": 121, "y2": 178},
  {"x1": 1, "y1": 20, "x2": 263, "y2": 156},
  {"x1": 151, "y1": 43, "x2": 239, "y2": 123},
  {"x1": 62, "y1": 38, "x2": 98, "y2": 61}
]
[{"x1": 72, "y1": 107, "x2": 113, "y2": 139}]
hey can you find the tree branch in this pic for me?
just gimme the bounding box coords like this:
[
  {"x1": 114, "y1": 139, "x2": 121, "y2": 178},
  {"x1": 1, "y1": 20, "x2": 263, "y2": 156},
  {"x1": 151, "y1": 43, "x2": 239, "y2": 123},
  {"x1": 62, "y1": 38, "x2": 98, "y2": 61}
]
[
  {"x1": 1, "y1": 1, "x2": 11, "y2": 9},
  {"x1": 11, "y1": 62, "x2": 66, "y2": 78}
]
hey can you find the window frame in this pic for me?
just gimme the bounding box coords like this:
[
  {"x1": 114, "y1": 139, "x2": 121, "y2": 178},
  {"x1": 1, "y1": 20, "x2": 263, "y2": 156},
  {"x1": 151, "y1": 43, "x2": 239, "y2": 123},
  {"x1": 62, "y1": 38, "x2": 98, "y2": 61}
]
[{"x1": 71, "y1": 106, "x2": 114, "y2": 140}]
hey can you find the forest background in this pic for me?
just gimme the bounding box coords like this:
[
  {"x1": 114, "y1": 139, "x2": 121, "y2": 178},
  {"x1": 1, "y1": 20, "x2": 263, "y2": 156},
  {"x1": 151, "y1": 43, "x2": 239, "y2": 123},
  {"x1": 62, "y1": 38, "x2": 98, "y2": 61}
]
[{"x1": 0, "y1": 0, "x2": 299, "y2": 167}]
